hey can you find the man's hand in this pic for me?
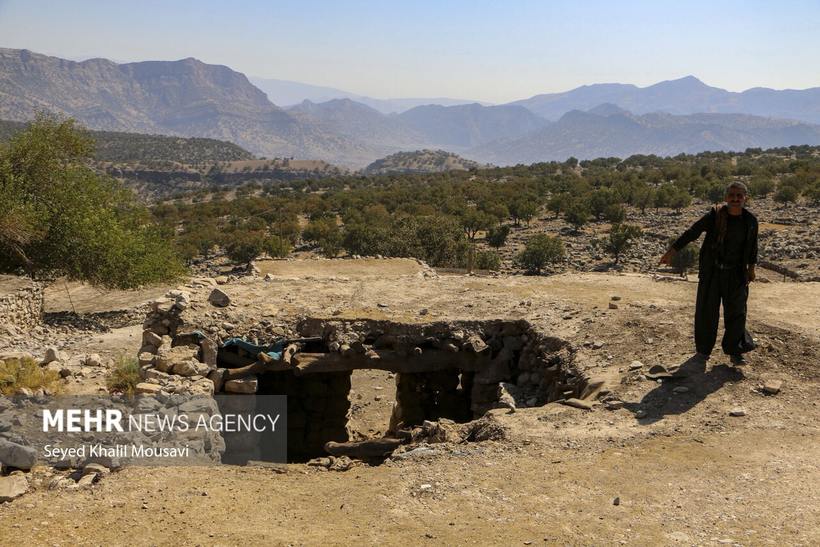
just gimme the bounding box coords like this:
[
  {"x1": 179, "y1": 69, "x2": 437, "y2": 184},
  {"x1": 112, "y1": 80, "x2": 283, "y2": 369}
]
[
  {"x1": 659, "y1": 248, "x2": 677, "y2": 266},
  {"x1": 746, "y1": 265, "x2": 756, "y2": 284}
]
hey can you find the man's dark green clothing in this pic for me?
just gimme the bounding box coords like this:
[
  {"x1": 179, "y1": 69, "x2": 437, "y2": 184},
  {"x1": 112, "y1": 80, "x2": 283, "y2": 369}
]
[{"x1": 671, "y1": 206, "x2": 759, "y2": 356}]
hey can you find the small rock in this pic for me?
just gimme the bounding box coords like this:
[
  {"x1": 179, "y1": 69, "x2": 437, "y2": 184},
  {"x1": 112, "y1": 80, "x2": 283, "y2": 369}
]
[
  {"x1": 613, "y1": 496, "x2": 620, "y2": 506},
  {"x1": 610, "y1": 295, "x2": 621, "y2": 301},
  {"x1": 560, "y1": 398, "x2": 593, "y2": 410},
  {"x1": 208, "y1": 288, "x2": 231, "y2": 307},
  {"x1": 224, "y1": 377, "x2": 258, "y2": 394},
  {"x1": 84, "y1": 354, "x2": 104, "y2": 367},
  {"x1": 762, "y1": 380, "x2": 782, "y2": 395},
  {"x1": 134, "y1": 383, "x2": 162, "y2": 395},
  {"x1": 635, "y1": 409, "x2": 648, "y2": 418},
  {"x1": 77, "y1": 473, "x2": 97, "y2": 488},
  {"x1": 628, "y1": 360, "x2": 644, "y2": 371},
  {"x1": 172, "y1": 359, "x2": 210, "y2": 377},
  {"x1": 419, "y1": 308, "x2": 429, "y2": 316},
  {"x1": 82, "y1": 463, "x2": 110, "y2": 476},
  {"x1": 605, "y1": 400, "x2": 624, "y2": 410},
  {"x1": 591, "y1": 340, "x2": 604, "y2": 349},
  {"x1": 608, "y1": 302, "x2": 619, "y2": 310},
  {"x1": 672, "y1": 386, "x2": 689, "y2": 394},
  {"x1": 729, "y1": 407, "x2": 746, "y2": 417},
  {"x1": 0, "y1": 475, "x2": 28, "y2": 502}
]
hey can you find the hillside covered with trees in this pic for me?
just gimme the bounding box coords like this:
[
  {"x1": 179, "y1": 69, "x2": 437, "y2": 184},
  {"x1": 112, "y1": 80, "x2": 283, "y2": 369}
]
[{"x1": 152, "y1": 145, "x2": 820, "y2": 273}]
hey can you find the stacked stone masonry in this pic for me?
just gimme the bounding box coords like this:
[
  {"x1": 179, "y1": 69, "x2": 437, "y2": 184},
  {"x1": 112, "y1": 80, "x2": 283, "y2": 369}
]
[
  {"x1": 138, "y1": 290, "x2": 586, "y2": 462},
  {"x1": 0, "y1": 276, "x2": 43, "y2": 333}
]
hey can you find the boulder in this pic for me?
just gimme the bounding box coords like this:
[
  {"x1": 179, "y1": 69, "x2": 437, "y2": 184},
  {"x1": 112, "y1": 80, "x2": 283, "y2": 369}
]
[
  {"x1": 224, "y1": 377, "x2": 258, "y2": 394},
  {"x1": 200, "y1": 338, "x2": 218, "y2": 368},
  {"x1": 0, "y1": 475, "x2": 28, "y2": 502},
  {"x1": 84, "y1": 354, "x2": 105, "y2": 367},
  {"x1": 0, "y1": 351, "x2": 35, "y2": 363},
  {"x1": 142, "y1": 330, "x2": 163, "y2": 348},
  {"x1": 138, "y1": 352, "x2": 155, "y2": 367},
  {"x1": 42, "y1": 347, "x2": 68, "y2": 365},
  {"x1": 208, "y1": 368, "x2": 228, "y2": 393},
  {"x1": 154, "y1": 346, "x2": 198, "y2": 373},
  {"x1": 172, "y1": 359, "x2": 210, "y2": 377},
  {"x1": 135, "y1": 383, "x2": 162, "y2": 395},
  {"x1": 0, "y1": 439, "x2": 37, "y2": 470},
  {"x1": 208, "y1": 288, "x2": 231, "y2": 308},
  {"x1": 190, "y1": 378, "x2": 215, "y2": 396}
]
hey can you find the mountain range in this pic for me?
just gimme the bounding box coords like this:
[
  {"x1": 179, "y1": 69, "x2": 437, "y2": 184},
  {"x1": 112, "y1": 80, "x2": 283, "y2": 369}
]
[
  {"x1": 3, "y1": 47, "x2": 820, "y2": 168},
  {"x1": 250, "y1": 76, "x2": 488, "y2": 114},
  {"x1": 469, "y1": 106, "x2": 820, "y2": 165}
]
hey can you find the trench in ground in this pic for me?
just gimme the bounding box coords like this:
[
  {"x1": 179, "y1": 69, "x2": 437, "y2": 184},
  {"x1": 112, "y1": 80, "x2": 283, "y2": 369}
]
[{"x1": 213, "y1": 319, "x2": 577, "y2": 463}]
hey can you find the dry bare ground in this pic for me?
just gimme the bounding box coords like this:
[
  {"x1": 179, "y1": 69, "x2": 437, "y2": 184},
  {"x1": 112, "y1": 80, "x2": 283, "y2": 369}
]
[{"x1": 1, "y1": 259, "x2": 818, "y2": 546}]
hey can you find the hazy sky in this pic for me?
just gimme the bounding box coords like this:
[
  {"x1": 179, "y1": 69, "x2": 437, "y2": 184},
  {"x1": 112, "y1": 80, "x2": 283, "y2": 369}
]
[{"x1": 1, "y1": 0, "x2": 818, "y2": 103}]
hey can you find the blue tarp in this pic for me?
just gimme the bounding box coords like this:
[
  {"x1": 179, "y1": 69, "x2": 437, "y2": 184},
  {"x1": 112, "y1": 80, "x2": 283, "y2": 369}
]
[{"x1": 222, "y1": 337, "x2": 286, "y2": 361}]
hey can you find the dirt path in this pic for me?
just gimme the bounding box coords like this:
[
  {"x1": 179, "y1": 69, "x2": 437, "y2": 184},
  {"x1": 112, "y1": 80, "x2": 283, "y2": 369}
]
[{"x1": 3, "y1": 428, "x2": 817, "y2": 545}]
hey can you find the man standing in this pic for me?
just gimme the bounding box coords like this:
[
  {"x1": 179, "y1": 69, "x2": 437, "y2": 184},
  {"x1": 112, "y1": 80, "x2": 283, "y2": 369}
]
[{"x1": 660, "y1": 182, "x2": 759, "y2": 365}]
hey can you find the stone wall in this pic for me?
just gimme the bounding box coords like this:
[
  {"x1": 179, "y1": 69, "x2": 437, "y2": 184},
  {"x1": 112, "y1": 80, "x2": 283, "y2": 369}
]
[{"x1": 0, "y1": 276, "x2": 43, "y2": 334}]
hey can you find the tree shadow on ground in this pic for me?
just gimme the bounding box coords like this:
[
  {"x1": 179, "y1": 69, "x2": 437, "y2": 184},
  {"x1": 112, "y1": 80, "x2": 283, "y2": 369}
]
[{"x1": 623, "y1": 354, "x2": 745, "y2": 425}]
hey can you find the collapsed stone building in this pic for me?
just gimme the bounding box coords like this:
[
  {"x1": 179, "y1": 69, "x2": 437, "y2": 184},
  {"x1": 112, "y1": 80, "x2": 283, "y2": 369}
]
[{"x1": 137, "y1": 285, "x2": 603, "y2": 463}]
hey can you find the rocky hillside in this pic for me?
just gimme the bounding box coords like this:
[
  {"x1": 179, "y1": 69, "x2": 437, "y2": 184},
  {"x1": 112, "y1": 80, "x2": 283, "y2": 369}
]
[
  {"x1": 362, "y1": 149, "x2": 485, "y2": 174},
  {"x1": 0, "y1": 48, "x2": 368, "y2": 166},
  {"x1": 469, "y1": 107, "x2": 820, "y2": 165}
]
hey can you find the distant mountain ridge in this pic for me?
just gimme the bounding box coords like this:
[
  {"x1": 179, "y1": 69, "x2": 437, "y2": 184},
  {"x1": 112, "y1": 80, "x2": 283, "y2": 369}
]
[
  {"x1": 469, "y1": 107, "x2": 820, "y2": 165},
  {"x1": 4, "y1": 48, "x2": 820, "y2": 169},
  {"x1": 397, "y1": 103, "x2": 548, "y2": 149},
  {"x1": 250, "y1": 76, "x2": 491, "y2": 113},
  {"x1": 510, "y1": 76, "x2": 820, "y2": 124},
  {"x1": 287, "y1": 98, "x2": 425, "y2": 151}
]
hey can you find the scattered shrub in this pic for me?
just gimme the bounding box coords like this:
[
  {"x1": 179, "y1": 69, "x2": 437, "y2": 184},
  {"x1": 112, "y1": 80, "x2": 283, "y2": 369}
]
[
  {"x1": 0, "y1": 357, "x2": 61, "y2": 396},
  {"x1": 516, "y1": 234, "x2": 564, "y2": 274},
  {"x1": 486, "y1": 225, "x2": 511, "y2": 248},
  {"x1": 106, "y1": 355, "x2": 141, "y2": 396},
  {"x1": 605, "y1": 224, "x2": 643, "y2": 264},
  {"x1": 474, "y1": 250, "x2": 502, "y2": 271}
]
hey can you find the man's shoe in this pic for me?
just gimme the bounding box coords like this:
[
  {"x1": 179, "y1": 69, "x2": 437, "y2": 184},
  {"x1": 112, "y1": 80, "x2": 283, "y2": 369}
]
[
  {"x1": 695, "y1": 352, "x2": 711, "y2": 362},
  {"x1": 729, "y1": 354, "x2": 747, "y2": 367}
]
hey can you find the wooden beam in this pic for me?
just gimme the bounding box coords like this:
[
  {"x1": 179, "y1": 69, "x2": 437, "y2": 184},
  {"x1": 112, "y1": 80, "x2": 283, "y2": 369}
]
[
  {"x1": 223, "y1": 359, "x2": 292, "y2": 380},
  {"x1": 324, "y1": 438, "x2": 404, "y2": 460},
  {"x1": 292, "y1": 349, "x2": 490, "y2": 375}
]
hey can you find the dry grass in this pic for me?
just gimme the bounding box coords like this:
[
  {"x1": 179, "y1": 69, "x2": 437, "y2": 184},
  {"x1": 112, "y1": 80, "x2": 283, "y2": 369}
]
[
  {"x1": 106, "y1": 355, "x2": 141, "y2": 396},
  {"x1": 0, "y1": 357, "x2": 61, "y2": 395}
]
